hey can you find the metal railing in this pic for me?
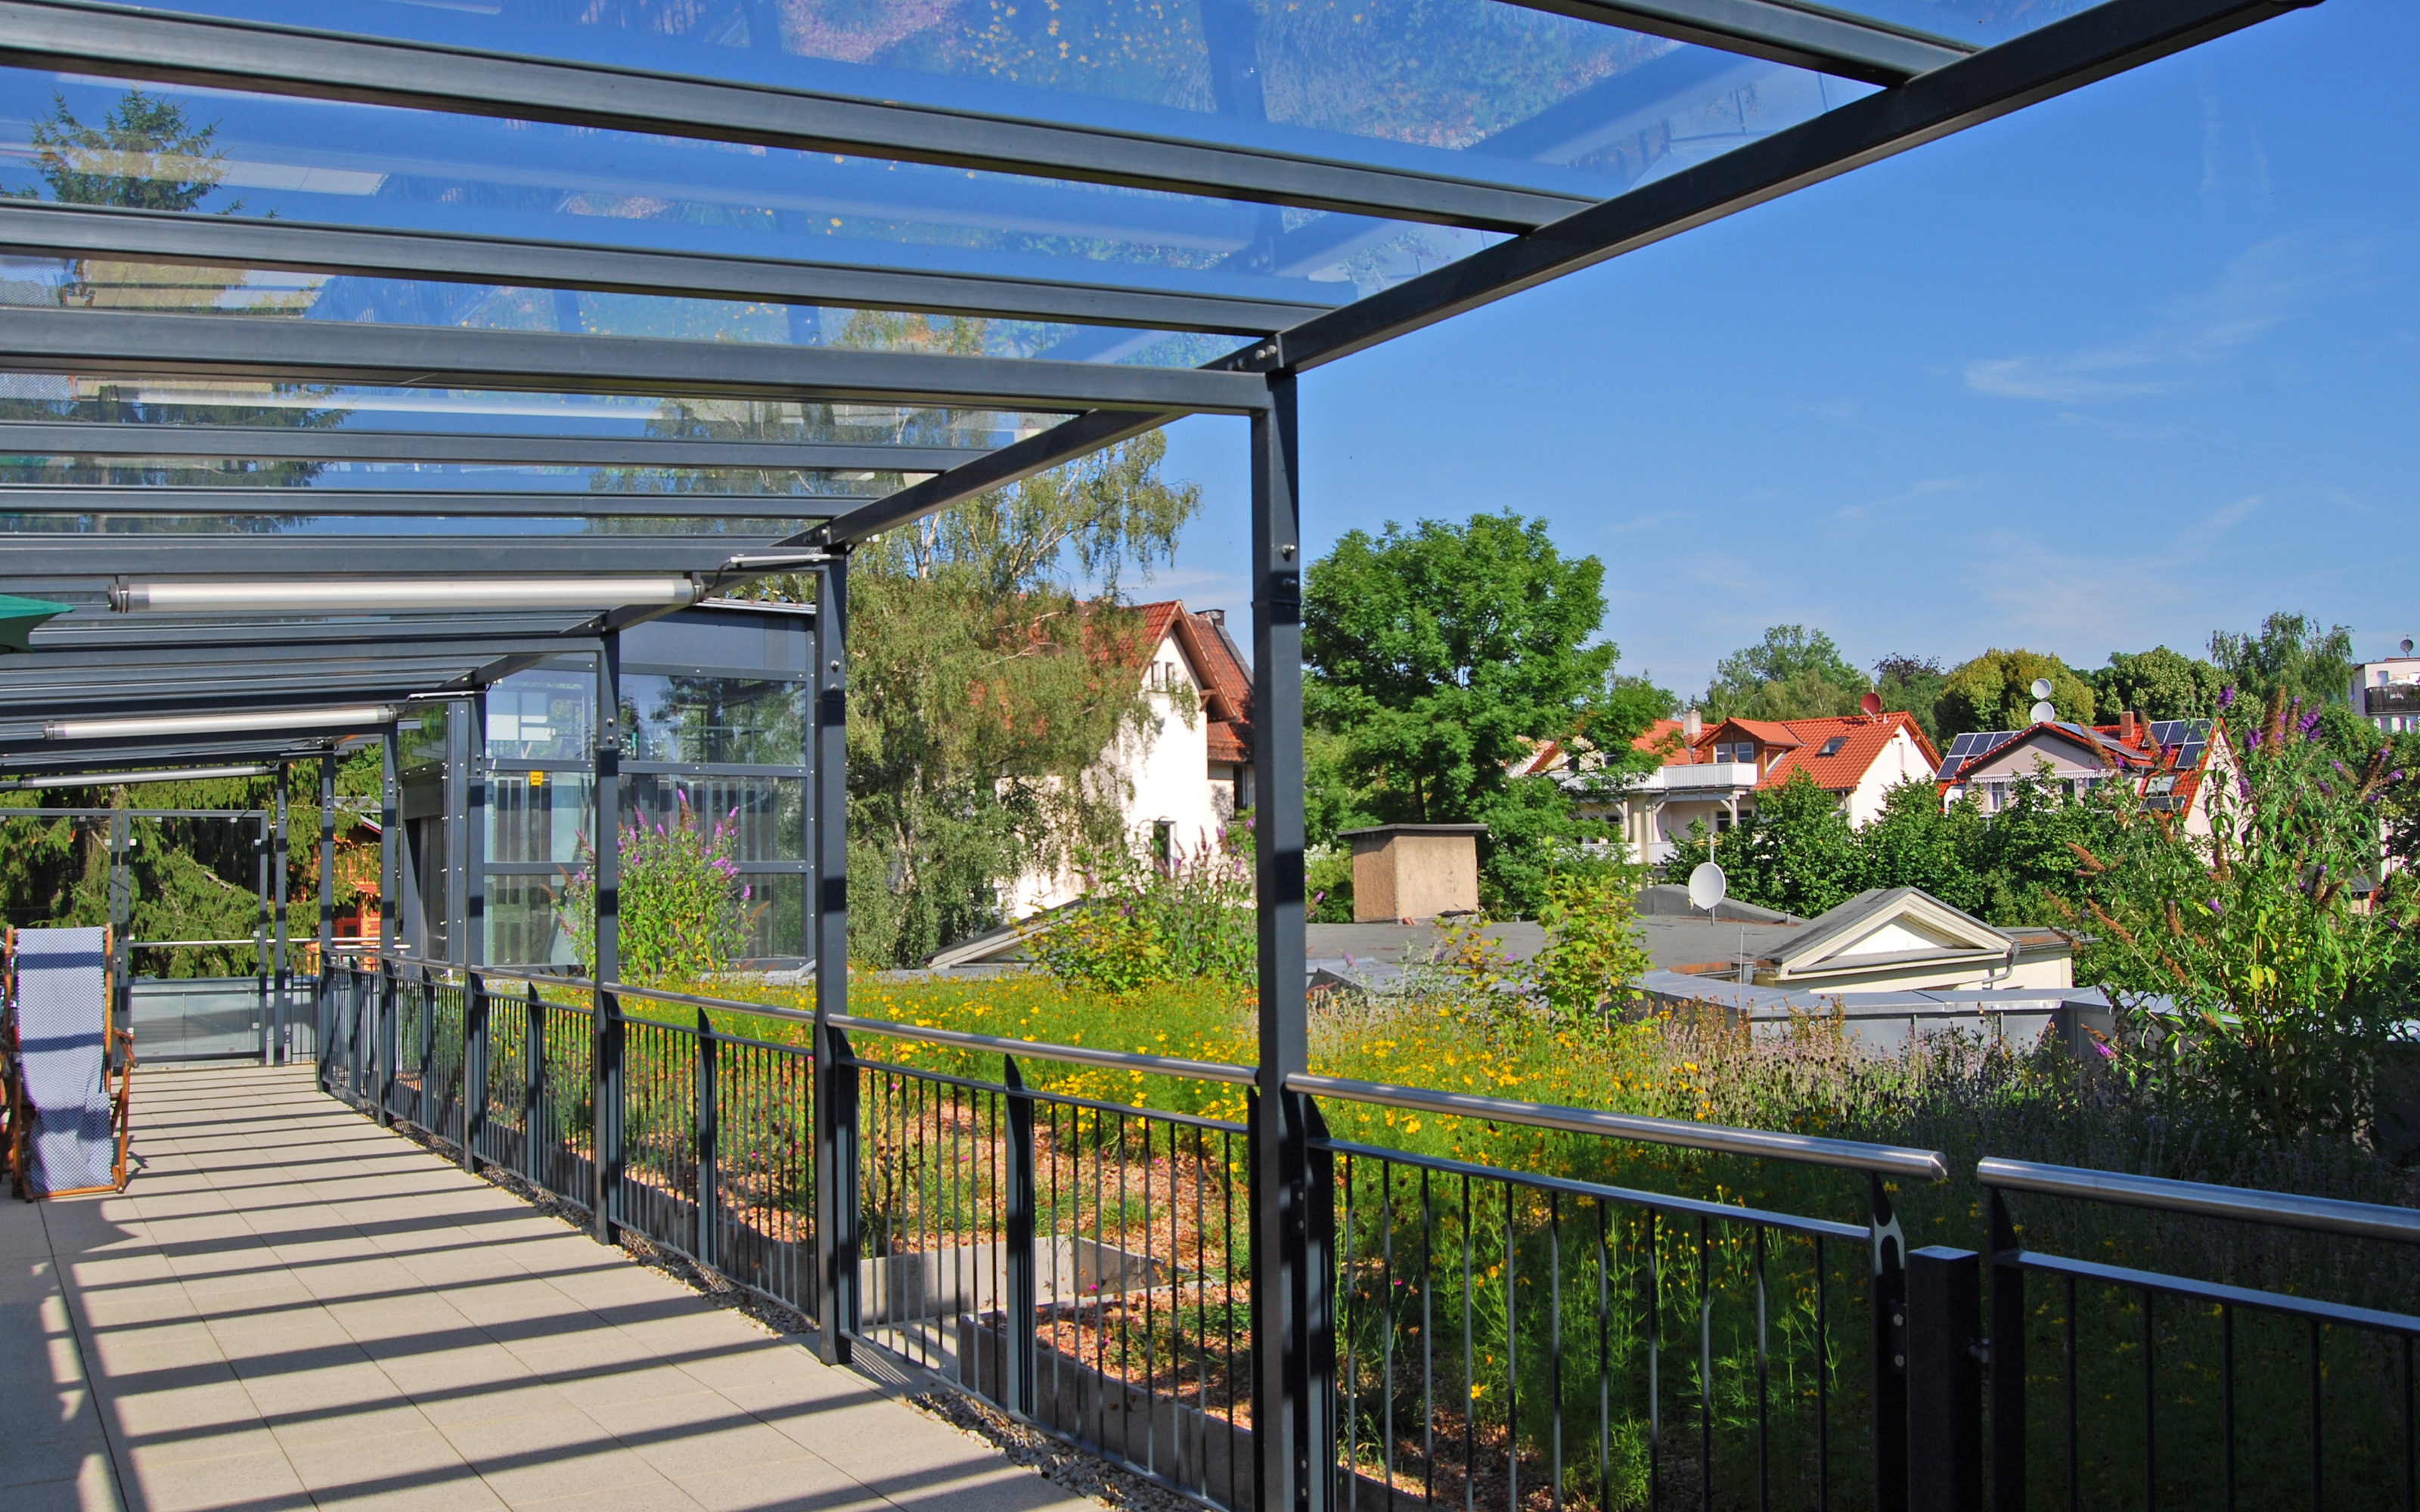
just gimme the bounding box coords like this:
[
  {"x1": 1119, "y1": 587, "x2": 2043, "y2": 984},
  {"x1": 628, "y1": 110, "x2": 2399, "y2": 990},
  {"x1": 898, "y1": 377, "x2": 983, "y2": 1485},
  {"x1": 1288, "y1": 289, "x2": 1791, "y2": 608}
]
[
  {"x1": 1978, "y1": 1158, "x2": 2420, "y2": 1512},
  {"x1": 304, "y1": 959, "x2": 2420, "y2": 1512}
]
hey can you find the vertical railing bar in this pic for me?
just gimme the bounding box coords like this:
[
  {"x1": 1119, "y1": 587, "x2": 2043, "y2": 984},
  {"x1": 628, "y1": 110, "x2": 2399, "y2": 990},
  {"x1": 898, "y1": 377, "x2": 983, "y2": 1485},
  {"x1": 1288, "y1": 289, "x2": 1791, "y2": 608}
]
[
  {"x1": 1549, "y1": 1188, "x2": 1563, "y2": 1512},
  {"x1": 1697, "y1": 1215, "x2": 1711, "y2": 1512},
  {"x1": 1343, "y1": 1151, "x2": 1360, "y2": 1512},
  {"x1": 1463, "y1": 1176, "x2": 1475, "y2": 1512},
  {"x1": 1423, "y1": 1167, "x2": 1436, "y2": 1510},
  {"x1": 2065, "y1": 1273, "x2": 2079, "y2": 1512},
  {"x1": 1224, "y1": 1124, "x2": 1238, "y2": 1507},
  {"x1": 1755, "y1": 1223, "x2": 1769, "y2": 1512},
  {"x1": 1386, "y1": 1160, "x2": 1400, "y2": 1502},
  {"x1": 1194, "y1": 1123, "x2": 1211, "y2": 1496},
  {"x1": 1648, "y1": 1210, "x2": 1661, "y2": 1512},
  {"x1": 2308, "y1": 1315, "x2": 2322, "y2": 1512},
  {"x1": 1116, "y1": 1108, "x2": 1132, "y2": 1467},
  {"x1": 697, "y1": 1009, "x2": 717, "y2": 1274},
  {"x1": 2142, "y1": 1288, "x2": 2155, "y2": 1512},
  {"x1": 2403, "y1": 1333, "x2": 2415, "y2": 1512},
  {"x1": 1145, "y1": 1113, "x2": 1159, "y2": 1479},
  {"x1": 1506, "y1": 1179, "x2": 1518, "y2": 1512},
  {"x1": 2221, "y1": 1302, "x2": 2235, "y2": 1512},
  {"x1": 1596, "y1": 1201, "x2": 1610, "y2": 1512}
]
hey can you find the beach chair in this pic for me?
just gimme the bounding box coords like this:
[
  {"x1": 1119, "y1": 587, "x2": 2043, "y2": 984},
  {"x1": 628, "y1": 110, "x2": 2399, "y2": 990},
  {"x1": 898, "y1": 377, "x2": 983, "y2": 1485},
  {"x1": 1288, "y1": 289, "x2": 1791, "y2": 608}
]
[{"x1": 3, "y1": 925, "x2": 134, "y2": 1199}]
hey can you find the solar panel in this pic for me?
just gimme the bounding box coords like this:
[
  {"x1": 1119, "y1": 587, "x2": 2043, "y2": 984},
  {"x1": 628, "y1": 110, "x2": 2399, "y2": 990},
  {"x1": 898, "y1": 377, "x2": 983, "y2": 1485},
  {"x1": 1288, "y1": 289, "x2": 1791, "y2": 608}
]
[
  {"x1": 2176, "y1": 742, "x2": 2207, "y2": 770},
  {"x1": 2149, "y1": 720, "x2": 2180, "y2": 747},
  {"x1": 1937, "y1": 761, "x2": 1962, "y2": 781},
  {"x1": 1947, "y1": 733, "x2": 1978, "y2": 757},
  {"x1": 2190, "y1": 720, "x2": 2214, "y2": 741}
]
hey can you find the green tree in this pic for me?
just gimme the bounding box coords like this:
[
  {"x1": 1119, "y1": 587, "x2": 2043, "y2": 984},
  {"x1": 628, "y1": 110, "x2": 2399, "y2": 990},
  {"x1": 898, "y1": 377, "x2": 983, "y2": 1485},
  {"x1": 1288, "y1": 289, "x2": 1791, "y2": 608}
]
[
  {"x1": 746, "y1": 434, "x2": 1201, "y2": 966},
  {"x1": 1854, "y1": 777, "x2": 1987, "y2": 916},
  {"x1": 1664, "y1": 770, "x2": 1861, "y2": 919},
  {"x1": 1873, "y1": 654, "x2": 1950, "y2": 745},
  {"x1": 26, "y1": 88, "x2": 235, "y2": 211},
  {"x1": 1304, "y1": 511, "x2": 1664, "y2": 915},
  {"x1": 1935, "y1": 649, "x2": 2096, "y2": 738},
  {"x1": 2090, "y1": 646, "x2": 2229, "y2": 721},
  {"x1": 2208, "y1": 612, "x2": 2357, "y2": 709},
  {"x1": 1701, "y1": 625, "x2": 1870, "y2": 720},
  {"x1": 2054, "y1": 692, "x2": 2419, "y2": 1139}
]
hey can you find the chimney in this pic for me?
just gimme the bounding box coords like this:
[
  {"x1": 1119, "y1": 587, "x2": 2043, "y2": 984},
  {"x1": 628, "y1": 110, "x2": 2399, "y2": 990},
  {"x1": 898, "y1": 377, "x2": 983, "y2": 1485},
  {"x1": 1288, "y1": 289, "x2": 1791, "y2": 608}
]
[
  {"x1": 1682, "y1": 706, "x2": 1702, "y2": 741},
  {"x1": 1200, "y1": 608, "x2": 1224, "y2": 626},
  {"x1": 2119, "y1": 710, "x2": 2139, "y2": 743}
]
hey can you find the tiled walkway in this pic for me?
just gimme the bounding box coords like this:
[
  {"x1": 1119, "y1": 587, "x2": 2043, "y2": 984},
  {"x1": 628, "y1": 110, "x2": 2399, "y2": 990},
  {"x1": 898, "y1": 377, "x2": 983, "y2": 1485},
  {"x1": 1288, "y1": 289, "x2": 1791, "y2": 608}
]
[{"x1": 2, "y1": 1065, "x2": 1091, "y2": 1512}]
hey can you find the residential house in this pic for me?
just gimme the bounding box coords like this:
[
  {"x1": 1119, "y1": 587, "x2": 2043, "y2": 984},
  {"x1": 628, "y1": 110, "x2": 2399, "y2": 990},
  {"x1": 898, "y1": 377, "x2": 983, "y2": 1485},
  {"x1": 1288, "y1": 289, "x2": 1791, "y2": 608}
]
[
  {"x1": 2352, "y1": 644, "x2": 2420, "y2": 734},
  {"x1": 1008, "y1": 600, "x2": 1254, "y2": 916},
  {"x1": 1560, "y1": 708, "x2": 1941, "y2": 865},
  {"x1": 1934, "y1": 714, "x2": 2229, "y2": 835}
]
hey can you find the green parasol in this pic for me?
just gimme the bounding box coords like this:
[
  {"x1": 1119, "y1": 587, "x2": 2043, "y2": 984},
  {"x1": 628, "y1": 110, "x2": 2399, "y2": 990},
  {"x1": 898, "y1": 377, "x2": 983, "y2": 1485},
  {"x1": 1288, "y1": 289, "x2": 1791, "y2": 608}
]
[{"x1": 0, "y1": 593, "x2": 72, "y2": 653}]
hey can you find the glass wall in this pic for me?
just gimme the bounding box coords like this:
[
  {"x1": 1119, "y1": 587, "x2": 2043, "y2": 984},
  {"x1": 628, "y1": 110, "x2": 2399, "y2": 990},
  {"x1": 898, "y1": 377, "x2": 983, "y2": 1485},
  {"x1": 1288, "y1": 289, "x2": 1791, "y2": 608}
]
[{"x1": 480, "y1": 656, "x2": 597, "y2": 967}]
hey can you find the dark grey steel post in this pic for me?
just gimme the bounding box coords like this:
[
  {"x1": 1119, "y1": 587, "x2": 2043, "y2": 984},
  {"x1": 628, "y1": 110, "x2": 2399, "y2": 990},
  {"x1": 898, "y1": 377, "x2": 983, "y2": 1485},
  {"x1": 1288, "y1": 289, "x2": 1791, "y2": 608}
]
[
  {"x1": 445, "y1": 699, "x2": 469, "y2": 964},
  {"x1": 591, "y1": 634, "x2": 624, "y2": 1244},
  {"x1": 377, "y1": 956, "x2": 398, "y2": 1127},
  {"x1": 524, "y1": 981, "x2": 544, "y2": 1187},
  {"x1": 695, "y1": 1008, "x2": 717, "y2": 1271},
  {"x1": 1003, "y1": 1055, "x2": 1037, "y2": 1418},
  {"x1": 811, "y1": 556, "x2": 855, "y2": 1364},
  {"x1": 369, "y1": 730, "x2": 396, "y2": 1105},
  {"x1": 463, "y1": 968, "x2": 487, "y2": 1173},
  {"x1": 106, "y1": 809, "x2": 129, "y2": 1042},
  {"x1": 417, "y1": 962, "x2": 433, "y2": 1131},
  {"x1": 1987, "y1": 1189, "x2": 2026, "y2": 1512},
  {"x1": 1247, "y1": 370, "x2": 1326, "y2": 1512},
  {"x1": 1907, "y1": 1246, "x2": 1982, "y2": 1512},
  {"x1": 254, "y1": 816, "x2": 269, "y2": 1062},
  {"x1": 464, "y1": 693, "x2": 486, "y2": 968},
  {"x1": 273, "y1": 764, "x2": 290, "y2": 1064},
  {"x1": 317, "y1": 752, "x2": 337, "y2": 1080},
  {"x1": 1871, "y1": 1174, "x2": 1910, "y2": 1512}
]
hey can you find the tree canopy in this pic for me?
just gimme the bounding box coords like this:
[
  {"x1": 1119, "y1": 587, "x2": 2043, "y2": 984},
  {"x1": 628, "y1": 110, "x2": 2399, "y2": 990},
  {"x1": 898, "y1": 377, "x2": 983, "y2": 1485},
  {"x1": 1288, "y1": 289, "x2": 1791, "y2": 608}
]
[
  {"x1": 1934, "y1": 648, "x2": 2096, "y2": 737},
  {"x1": 2089, "y1": 646, "x2": 2228, "y2": 722},
  {"x1": 2208, "y1": 612, "x2": 2356, "y2": 710},
  {"x1": 1305, "y1": 510, "x2": 1665, "y2": 913},
  {"x1": 1700, "y1": 624, "x2": 1871, "y2": 721}
]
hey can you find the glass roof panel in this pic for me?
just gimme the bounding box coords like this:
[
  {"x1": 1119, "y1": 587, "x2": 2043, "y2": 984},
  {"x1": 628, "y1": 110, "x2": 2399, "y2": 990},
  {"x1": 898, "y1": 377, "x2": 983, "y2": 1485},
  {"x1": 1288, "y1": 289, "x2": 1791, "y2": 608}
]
[
  {"x1": 1766, "y1": 0, "x2": 2090, "y2": 48},
  {"x1": 101, "y1": 0, "x2": 1876, "y2": 203},
  {"x1": 0, "y1": 513, "x2": 817, "y2": 535},
  {"x1": 0, "y1": 70, "x2": 1528, "y2": 321}
]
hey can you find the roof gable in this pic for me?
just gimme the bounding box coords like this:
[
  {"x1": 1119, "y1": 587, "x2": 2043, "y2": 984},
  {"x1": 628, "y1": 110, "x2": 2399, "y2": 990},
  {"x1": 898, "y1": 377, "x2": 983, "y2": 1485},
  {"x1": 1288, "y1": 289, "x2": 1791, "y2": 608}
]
[{"x1": 1764, "y1": 887, "x2": 2015, "y2": 981}]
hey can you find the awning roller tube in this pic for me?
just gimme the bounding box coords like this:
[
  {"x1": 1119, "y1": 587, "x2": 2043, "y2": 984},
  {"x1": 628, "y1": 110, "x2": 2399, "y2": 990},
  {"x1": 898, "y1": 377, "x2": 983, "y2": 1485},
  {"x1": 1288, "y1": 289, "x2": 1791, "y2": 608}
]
[{"x1": 109, "y1": 577, "x2": 704, "y2": 613}]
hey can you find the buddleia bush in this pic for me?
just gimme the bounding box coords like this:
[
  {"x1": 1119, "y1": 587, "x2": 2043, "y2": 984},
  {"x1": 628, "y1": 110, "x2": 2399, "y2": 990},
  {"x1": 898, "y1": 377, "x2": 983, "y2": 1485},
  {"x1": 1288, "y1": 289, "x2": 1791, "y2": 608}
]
[{"x1": 565, "y1": 793, "x2": 754, "y2": 981}]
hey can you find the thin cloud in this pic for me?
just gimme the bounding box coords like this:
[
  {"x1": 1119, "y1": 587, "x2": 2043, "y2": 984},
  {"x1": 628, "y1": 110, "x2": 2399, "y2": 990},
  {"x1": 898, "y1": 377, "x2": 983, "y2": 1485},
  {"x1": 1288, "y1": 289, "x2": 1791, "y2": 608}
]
[{"x1": 1962, "y1": 235, "x2": 2360, "y2": 403}]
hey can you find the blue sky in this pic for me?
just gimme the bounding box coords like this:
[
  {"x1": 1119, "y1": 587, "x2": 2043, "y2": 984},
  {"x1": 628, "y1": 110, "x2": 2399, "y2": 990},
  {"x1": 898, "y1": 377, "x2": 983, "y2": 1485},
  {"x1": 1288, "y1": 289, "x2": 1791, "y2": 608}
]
[{"x1": 1147, "y1": 0, "x2": 2420, "y2": 701}]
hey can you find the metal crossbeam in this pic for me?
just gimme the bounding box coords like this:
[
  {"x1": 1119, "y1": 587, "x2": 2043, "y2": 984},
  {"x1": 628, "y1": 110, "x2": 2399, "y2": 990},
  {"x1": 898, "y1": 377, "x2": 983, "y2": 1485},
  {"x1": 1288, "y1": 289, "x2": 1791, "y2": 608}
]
[
  {"x1": 0, "y1": 533, "x2": 793, "y2": 580},
  {"x1": 1229, "y1": 0, "x2": 2323, "y2": 374},
  {"x1": 1501, "y1": 0, "x2": 1972, "y2": 85},
  {"x1": 0, "y1": 486, "x2": 842, "y2": 522},
  {"x1": 0, "y1": 306, "x2": 1272, "y2": 414},
  {"x1": 811, "y1": 409, "x2": 1183, "y2": 547},
  {"x1": 29, "y1": 613, "x2": 608, "y2": 652},
  {"x1": 0, "y1": 419, "x2": 989, "y2": 475},
  {"x1": 0, "y1": 0, "x2": 1595, "y2": 232},
  {"x1": 0, "y1": 202, "x2": 1336, "y2": 336}
]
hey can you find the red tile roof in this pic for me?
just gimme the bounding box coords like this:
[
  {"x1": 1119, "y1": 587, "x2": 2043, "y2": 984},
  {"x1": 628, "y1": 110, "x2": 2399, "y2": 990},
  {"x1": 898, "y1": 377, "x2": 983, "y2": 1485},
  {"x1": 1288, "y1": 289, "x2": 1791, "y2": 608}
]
[
  {"x1": 1135, "y1": 600, "x2": 1255, "y2": 767},
  {"x1": 1689, "y1": 712, "x2": 1940, "y2": 792}
]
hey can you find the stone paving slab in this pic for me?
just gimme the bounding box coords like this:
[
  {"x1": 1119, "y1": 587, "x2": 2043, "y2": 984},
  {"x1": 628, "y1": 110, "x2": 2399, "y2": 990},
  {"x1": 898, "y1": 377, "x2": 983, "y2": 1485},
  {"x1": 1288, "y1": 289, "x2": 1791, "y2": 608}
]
[{"x1": 3, "y1": 1065, "x2": 1095, "y2": 1512}]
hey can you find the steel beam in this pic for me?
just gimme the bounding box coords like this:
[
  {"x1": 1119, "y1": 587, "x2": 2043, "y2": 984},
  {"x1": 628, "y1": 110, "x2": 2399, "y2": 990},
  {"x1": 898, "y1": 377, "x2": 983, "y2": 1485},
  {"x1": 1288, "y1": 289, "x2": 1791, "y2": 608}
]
[
  {"x1": 0, "y1": 485, "x2": 842, "y2": 522},
  {"x1": 0, "y1": 0, "x2": 1594, "y2": 231},
  {"x1": 0, "y1": 533, "x2": 792, "y2": 578},
  {"x1": 29, "y1": 616, "x2": 607, "y2": 652},
  {"x1": 1226, "y1": 0, "x2": 2328, "y2": 376},
  {"x1": 812, "y1": 409, "x2": 1178, "y2": 547},
  {"x1": 0, "y1": 419, "x2": 988, "y2": 475},
  {"x1": 1498, "y1": 0, "x2": 1971, "y2": 85},
  {"x1": 0, "y1": 306, "x2": 1270, "y2": 415},
  {"x1": 0, "y1": 201, "x2": 1332, "y2": 336}
]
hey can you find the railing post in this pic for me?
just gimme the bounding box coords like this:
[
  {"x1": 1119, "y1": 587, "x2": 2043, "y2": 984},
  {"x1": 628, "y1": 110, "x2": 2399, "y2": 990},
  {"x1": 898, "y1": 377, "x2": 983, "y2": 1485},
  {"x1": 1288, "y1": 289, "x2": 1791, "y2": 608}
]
[
  {"x1": 274, "y1": 763, "x2": 290, "y2": 1065},
  {"x1": 594, "y1": 987, "x2": 622, "y2": 1245},
  {"x1": 1871, "y1": 1173, "x2": 1910, "y2": 1512},
  {"x1": 524, "y1": 982, "x2": 543, "y2": 1187},
  {"x1": 1002, "y1": 1055, "x2": 1036, "y2": 1418},
  {"x1": 695, "y1": 1008, "x2": 716, "y2": 1272},
  {"x1": 463, "y1": 970, "x2": 487, "y2": 1173},
  {"x1": 377, "y1": 956, "x2": 398, "y2": 1127},
  {"x1": 1987, "y1": 1190, "x2": 2027, "y2": 1512},
  {"x1": 1304, "y1": 1095, "x2": 1339, "y2": 1509},
  {"x1": 814, "y1": 1022, "x2": 859, "y2": 1363},
  {"x1": 1907, "y1": 1246, "x2": 1983, "y2": 1512},
  {"x1": 417, "y1": 964, "x2": 434, "y2": 1132},
  {"x1": 316, "y1": 751, "x2": 336, "y2": 1079}
]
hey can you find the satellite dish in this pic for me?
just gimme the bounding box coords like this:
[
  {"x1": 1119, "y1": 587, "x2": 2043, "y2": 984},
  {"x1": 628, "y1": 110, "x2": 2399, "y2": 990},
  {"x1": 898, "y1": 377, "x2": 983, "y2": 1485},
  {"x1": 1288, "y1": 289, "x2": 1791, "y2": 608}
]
[
  {"x1": 2030, "y1": 700, "x2": 2058, "y2": 723},
  {"x1": 1860, "y1": 690, "x2": 1883, "y2": 717},
  {"x1": 2404, "y1": 638, "x2": 2415, "y2": 655},
  {"x1": 2029, "y1": 677, "x2": 2054, "y2": 701},
  {"x1": 1687, "y1": 861, "x2": 1727, "y2": 913}
]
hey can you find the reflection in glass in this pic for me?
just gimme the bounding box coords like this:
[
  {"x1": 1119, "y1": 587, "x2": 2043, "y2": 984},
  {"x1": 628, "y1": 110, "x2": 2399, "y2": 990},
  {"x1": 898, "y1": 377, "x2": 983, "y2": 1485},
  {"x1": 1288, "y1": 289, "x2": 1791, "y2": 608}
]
[
  {"x1": 620, "y1": 772, "x2": 804, "y2": 862},
  {"x1": 621, "y1": 675, "x2": 805, "y2": 766},
  {"x1": 486, "y1": 872, "x2": 576, "y2": 966},
  {"x1": 486, "y1": 658, "x2": 595, "y2": 762},
  {"x1": 399, "y1": 703, "x2": 448, "y2": 780},
  {"x1": 738, "y1": 873, "x2": 807, "y2": 962},
  {"x1": 487, "y1": 770, "x2": 596, "y2": 864}
]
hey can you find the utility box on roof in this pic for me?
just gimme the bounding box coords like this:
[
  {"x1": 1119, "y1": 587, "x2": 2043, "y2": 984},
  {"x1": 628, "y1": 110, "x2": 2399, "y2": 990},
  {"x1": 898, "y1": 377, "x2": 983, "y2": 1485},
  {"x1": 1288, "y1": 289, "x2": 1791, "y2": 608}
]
[{"x1": 1341, "y1": 823, "x2": 1485, "y2": 923}]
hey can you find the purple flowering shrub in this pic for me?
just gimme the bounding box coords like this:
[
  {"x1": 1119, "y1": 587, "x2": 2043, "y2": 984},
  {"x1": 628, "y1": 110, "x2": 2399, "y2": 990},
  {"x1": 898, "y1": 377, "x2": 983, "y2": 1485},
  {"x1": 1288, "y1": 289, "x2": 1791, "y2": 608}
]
[
  {"x1": 2053, "y1": 687, "x2": 2418, "y2": 1139},
  {"x1": 564, "y1": 792, "x2": 754, "y2": 980}
]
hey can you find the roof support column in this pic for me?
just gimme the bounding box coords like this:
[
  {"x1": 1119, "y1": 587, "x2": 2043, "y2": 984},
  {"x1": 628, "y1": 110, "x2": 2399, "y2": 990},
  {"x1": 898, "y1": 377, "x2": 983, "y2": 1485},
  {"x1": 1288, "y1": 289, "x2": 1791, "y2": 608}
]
[
  {"x1": 1250, "y1": 371, "x2": 1331, "y2": 1512},
  {"x1": 811, "y1": 556, "x2": 858, "y2": 1364},
  {"x1": 592, "y1": 634, "x2": 622, "y2": 1245},
  {"x1": 318, "y1": 751, "x2": 336, "y2": 1072},
  {"x1": 273, "y1": 764, "x2": 290, "y2": 1065}
]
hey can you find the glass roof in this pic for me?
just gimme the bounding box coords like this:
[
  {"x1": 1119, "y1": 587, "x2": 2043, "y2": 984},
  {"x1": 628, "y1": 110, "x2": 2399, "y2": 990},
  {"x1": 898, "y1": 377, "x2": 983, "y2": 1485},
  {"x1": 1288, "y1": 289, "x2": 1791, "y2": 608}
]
[
  {"x1": 1794, "y1": 0, "x2": 2093, "y2": 48},
  {"x1": 107, "y1": 0, "x2": 1876, "y2": 201}
]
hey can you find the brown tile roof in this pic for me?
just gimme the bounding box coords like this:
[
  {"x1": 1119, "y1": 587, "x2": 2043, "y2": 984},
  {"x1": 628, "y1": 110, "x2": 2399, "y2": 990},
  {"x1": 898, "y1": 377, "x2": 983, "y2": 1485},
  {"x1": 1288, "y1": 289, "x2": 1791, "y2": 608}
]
[{"x1": 1135, "y1": 600, "x2": 1255, "y2": 765}]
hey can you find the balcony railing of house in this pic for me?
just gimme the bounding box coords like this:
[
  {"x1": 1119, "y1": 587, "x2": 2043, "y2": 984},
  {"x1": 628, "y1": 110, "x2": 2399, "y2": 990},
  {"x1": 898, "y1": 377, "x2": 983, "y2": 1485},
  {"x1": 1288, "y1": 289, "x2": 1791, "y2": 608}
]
[{"x1": 2364, "y1": 683, "x2": 2420, "y2": 718}]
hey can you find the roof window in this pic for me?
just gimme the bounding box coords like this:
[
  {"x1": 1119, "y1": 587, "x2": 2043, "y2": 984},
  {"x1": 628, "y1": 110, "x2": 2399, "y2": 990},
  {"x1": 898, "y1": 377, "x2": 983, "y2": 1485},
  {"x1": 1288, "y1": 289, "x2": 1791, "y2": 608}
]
[{"x1": 1817, "y1": 735, "x2": 1848, "y2": 757}]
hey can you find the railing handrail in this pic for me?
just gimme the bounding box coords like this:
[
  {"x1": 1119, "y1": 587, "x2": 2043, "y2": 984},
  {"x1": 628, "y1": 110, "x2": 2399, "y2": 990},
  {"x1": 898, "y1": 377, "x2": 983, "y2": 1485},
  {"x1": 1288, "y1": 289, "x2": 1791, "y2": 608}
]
[
  {"x1": 1288, "y1": 1070, "x2": 1951, "y2": 1180},
  {"x1": 1978, "y1": 1156, "x2": 2420, "y2": 1244},
  {"x1": 129, "y1": 937, "x2": 271, "y2": 948},
  {"x1": 828, "y1": 1011, "x2": 1258, "y2": 1085}
]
